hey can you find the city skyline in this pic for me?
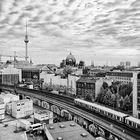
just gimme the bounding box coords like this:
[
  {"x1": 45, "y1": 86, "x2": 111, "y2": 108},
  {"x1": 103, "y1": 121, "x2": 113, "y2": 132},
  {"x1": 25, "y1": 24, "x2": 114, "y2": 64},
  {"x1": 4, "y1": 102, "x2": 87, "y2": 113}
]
[{"x1": 0, "y1": 0, "x2": 140, "y2": 66}]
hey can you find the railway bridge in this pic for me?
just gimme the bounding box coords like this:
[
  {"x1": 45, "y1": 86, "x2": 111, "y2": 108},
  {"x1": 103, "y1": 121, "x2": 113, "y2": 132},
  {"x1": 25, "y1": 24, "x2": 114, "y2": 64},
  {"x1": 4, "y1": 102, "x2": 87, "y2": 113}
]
[{"x1": 0, "y1": 85, "x2": 139, "y2": 140}]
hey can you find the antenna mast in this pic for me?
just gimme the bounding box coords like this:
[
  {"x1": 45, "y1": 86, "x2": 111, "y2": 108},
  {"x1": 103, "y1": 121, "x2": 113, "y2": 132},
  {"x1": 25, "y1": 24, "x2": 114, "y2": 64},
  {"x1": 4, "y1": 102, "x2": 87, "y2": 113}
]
[{"x1": 24, "y1": 19, "x2": 29, "y2": 61}]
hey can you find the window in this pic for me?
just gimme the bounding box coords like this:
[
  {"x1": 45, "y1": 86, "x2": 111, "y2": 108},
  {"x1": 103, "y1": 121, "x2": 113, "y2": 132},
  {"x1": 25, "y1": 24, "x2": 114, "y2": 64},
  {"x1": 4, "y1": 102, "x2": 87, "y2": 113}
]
[
  {"x1": 138, "y1": 92, "x2": 140, "y2": 97},
  {"x1": 137, "y1": 98, "x2": 140, "y2": 104},
  {"x1": 137, "y1": 80, "x2": 140, "y2": 85},
  {"x1": 129, "y1": 121, "x2": 132, "y2": 126},
  {"x1": 117, "y1": 116, "x2": 120, "y2": 120},
  {"x1": 137, "y1": 86, "x2": 140, "y2": 91},
  {"x1": 137, "y1": 105, "x2": 140, "y2": 111}
]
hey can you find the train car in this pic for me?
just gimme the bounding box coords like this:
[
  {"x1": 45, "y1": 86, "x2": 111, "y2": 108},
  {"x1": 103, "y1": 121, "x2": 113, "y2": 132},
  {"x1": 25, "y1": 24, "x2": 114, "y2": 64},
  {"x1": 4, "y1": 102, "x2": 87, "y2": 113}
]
[
  {"x1": 125, "y1": 116, "x2": 140, "y2": 131},
  {"x1": 92, "y1": 103, "x2": 128, "y2": 123},
  {"x1": 74, "y1": 98, "x2": 128, "y2": 123}
]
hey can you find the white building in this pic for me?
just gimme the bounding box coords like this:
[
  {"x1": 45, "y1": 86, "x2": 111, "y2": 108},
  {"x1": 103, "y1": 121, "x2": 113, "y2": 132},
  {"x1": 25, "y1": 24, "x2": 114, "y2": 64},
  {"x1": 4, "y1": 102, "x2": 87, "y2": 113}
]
[
  {"x1": 19, "y1": 119, "x2": 31, "y2": 130},
  {"x1": 106, "y1": 71, "x2": 133, "y2": 84},
  {"x1": 0, "y1": 102, "x2": 5, "y2": 121},
  {"x1": 132, "y1": 71, "x2": 140, "y2": 118},
  {"x1": 1, "y1": 65, "x2": 22, "y2": 84},
  {"x1": 12, "y1": 99, "x2": 33, "y2": 118},
  {"x1": 34, "y1": 110, "x2": 53, "y2": 124},
  {"x1": 41, "y1": 73, "x2": 67, "y2": 87},
  {"x1": 40, "y1": 72, "x2": 80, "y2": 95},
  {"x1": 0, "y1": 92, "x2": 19, "y2": 106}
]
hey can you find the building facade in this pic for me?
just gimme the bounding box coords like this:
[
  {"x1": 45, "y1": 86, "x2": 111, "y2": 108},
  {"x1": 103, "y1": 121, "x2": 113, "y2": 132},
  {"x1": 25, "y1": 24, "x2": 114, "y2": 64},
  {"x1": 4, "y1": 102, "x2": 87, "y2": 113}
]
[
  {"x1": 0, "y1": 65, "x2": 21, "y2": 85},
  {"x1": 12, "y1": 99, "x2": 33, "y2": 118},
  {"x1": 76, "y1": 77, "x2": 112, "y2": 101},
  {"x1": 0, "y1": 102, "x2": 5, "y2": 121},
  {"x1": 106, "y1": 71, "x2": 133, "y2": 84},
  {"x1": 133, "y1": 72, "x2": 140, "y2": 118}
]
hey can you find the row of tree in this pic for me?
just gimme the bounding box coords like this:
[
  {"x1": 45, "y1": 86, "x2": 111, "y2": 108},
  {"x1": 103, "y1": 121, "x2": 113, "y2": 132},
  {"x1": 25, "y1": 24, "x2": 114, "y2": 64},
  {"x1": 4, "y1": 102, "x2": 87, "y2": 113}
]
[{"x1": 96, "y1": 82, "x2": 132, "y2": 111}]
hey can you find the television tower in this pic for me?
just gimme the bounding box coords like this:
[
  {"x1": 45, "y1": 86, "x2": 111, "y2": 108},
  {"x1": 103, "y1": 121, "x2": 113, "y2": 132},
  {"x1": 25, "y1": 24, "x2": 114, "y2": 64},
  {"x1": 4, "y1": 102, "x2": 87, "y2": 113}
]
[{"x1": 24, "y1": 20, "x2": 29, "y2": 61}]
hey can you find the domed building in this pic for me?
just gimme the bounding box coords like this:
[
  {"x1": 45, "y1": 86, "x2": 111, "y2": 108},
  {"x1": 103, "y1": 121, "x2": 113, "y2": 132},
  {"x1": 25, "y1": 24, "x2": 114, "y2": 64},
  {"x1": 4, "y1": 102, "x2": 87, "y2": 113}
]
[
  {"x1": 66, "y1": 52, "x2": 76, "y2": 66},
  {"x1": 60, "y1": 52, "x2": 76, "y2": 68}
]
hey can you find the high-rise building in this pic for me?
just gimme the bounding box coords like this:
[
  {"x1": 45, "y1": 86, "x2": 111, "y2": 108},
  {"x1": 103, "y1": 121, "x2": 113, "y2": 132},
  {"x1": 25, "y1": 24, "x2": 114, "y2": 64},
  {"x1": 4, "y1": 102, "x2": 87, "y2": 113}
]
[
  {"x1": 137, "y1": 62, "x2": 140, "y2": 67},
  {"x1": 133, "y1": 72, "x2": 140, "y2": 118},
  {"x1": 126, "y1": 61, "x2": 131, "y2": 67},
  {"x1": 120, "y1": 61, "x2": 125, "y2": 66}
]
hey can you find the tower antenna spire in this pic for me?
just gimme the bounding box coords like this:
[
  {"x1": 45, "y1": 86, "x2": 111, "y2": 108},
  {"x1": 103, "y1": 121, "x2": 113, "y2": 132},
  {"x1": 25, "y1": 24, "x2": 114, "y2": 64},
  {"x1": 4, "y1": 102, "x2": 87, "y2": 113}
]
[
  {"x1": 24, "y1": 19, "x2": 29, "y2": 61},
  {"x1": 26, "y1": 19, "x2": 27, "y2": 36}
]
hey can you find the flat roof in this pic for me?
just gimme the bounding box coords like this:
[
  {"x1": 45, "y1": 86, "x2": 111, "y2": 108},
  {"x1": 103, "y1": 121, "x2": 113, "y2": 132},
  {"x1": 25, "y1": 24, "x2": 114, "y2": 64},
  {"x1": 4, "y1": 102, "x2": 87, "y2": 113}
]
[
  {"x1": 76, "y1": 78, "x2": 96, "y2": 83},
  {"x1": 0, "y1": 123, "x2": 27, "y2": 140},
  {"x1": 46, "y1": 121, "x2": 96, "y2": 140},
  {"x1": 126, "y1": 116, "x2": 140, "y2": 125},
  {"x1": 75, "y1": 99, "x2": 128, "y2": 117}
]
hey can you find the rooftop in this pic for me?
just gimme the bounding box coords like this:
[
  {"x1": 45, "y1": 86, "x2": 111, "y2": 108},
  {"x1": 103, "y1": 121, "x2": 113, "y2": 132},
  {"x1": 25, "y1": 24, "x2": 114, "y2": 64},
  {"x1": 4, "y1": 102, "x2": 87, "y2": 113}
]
[
  {"x1": 0, "y1": 121, "x2": 27, "y2": 140},
  {"x1": 76, "y1": 77, "x2": 97, "y2": 83},
  {"x1": 46, "y1": 121, "x2": 96, "y2": 140}
]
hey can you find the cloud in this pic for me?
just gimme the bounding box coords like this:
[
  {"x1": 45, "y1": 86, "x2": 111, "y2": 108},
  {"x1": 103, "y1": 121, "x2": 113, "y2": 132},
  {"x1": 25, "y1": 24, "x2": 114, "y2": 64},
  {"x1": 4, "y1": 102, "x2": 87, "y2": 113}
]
[{"x1": 0, "y1": 0, "x2": 140, "y2": 65}]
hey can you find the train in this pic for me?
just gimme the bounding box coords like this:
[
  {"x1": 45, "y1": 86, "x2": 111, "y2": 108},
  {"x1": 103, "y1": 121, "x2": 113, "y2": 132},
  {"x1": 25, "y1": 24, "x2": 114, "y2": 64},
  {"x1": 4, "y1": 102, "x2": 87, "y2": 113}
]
[
  {"x1": 74, "y1": 98, "x2": 140, "y2": 132},
  {"x1": 1, "y1": 84, "x2": 140, "y2": 133}
]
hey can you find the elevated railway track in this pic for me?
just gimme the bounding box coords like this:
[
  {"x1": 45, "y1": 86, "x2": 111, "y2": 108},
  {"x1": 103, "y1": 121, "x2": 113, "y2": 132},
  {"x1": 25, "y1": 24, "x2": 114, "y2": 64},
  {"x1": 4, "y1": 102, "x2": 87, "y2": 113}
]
[{"x1": 0, "y1": 84, "x2": 140, "y2": 140}]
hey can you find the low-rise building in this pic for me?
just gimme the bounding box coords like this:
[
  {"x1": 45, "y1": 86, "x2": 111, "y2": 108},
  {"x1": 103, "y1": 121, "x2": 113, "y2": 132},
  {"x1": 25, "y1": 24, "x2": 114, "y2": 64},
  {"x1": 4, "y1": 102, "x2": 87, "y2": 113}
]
[
  {"x1": 76, "y1": 77, "x2": 112, "y2": 100},
  {"x1": 0, "y1": 65, "x2": 21, "y2": 85},
  {"x1": 0, "y1": 102, "x2": 5, "y2": 121},
  {"x1": 12, "y1": 99, "x2": 33, "y2": 118},
  {"x1": 0, "y1": 92, "x2": 19, "y2": 106},
  {"x1": 45, "y1": 121, "x2": 96, "y2": 140},
  {"x1": 106, "y1": 71, "x2": 133, "y2": 83},
  {"x1": 34, "y1": 110, "x2": 53, "y2": 124}
]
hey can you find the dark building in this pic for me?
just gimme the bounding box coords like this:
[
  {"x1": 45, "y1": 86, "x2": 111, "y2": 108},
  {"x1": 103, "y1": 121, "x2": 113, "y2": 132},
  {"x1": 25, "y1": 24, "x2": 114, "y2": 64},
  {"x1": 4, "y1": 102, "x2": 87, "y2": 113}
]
[
  {"x1": 21, "y1": 67, "x2": 40, "y2": 83},
  {"x1": 76, "y1": 77, "x2": 96, "y2": 101},
  {"x1": 137, "y1": 73, "x2": 140, "y2": 118},
  {"x1": 60, "y1": 53, "x2": 76, "y2": 68},
  {"x1": 60, "y1": 60, "x2": 66, "y2": 68},
  {"x1": 66, "y1": 52, "x2": 76, "y2": 66},
  {"x1": 78, "y1": 60, "x2": 85, "y2": 69}
]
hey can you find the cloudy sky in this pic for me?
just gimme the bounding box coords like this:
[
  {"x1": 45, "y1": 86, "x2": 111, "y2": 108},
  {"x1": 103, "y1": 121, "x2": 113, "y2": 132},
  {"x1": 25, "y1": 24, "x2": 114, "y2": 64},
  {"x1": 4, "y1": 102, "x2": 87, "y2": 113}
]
[{"x1": 0, "y1": 0, "x2": 140, "y2": 66}]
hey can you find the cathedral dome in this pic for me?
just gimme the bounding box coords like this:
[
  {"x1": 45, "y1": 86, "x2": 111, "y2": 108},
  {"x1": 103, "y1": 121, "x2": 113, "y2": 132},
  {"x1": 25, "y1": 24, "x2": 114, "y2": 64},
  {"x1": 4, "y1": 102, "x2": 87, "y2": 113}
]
[
  {"x1": 66, "y1": 53, "x2": 76, "y2": 62},
  {"x1": 66, "y1": 52, "x2": 76, "y2": 66}
]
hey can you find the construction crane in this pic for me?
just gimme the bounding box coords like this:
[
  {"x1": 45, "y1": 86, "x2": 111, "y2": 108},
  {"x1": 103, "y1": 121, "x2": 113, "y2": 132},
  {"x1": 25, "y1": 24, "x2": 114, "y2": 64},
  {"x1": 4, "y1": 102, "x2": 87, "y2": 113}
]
[{"x1": 0, "y1": 51, "x2": 25, "y2": 62}]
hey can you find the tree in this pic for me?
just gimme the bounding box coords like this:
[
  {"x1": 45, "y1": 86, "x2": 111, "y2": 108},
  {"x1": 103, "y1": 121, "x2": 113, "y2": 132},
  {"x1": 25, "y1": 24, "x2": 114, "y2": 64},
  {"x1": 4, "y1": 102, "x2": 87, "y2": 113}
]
[
  {"x1": 103, "y1": 89, "x2": 112, "y2": 105},
  {"x1": 119, "y1": 96, "x2": 124, "y2": 109},
  {"x1": 97, "y1": 86, "x2": 107, "y2": 103},
  {"x1": 63, "y1": 66, "x2": 73, "y2": 78},
  {"x1": 116, "y1": 92, "x2": 121, "y2": 108},
  {"x1": 85, "y1": 94, "x2": 92, "y2": 102},
  {"x1": 123, "y1": 95, "x2": 131, "y2": 111},
  {"x1": 102, "y1": 82, "x2": 108, "y2": 89},
  {"x1": 110, "y1": 94, "x2": 116, "y2": 107}
]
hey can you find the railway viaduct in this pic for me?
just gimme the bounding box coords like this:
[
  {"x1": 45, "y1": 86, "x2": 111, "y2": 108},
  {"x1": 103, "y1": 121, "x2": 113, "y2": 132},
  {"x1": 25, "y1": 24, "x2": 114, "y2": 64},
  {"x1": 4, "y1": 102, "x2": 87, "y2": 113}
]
[{"x1": 0, "y1": 85, "x2": 138, "y2": 140}]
